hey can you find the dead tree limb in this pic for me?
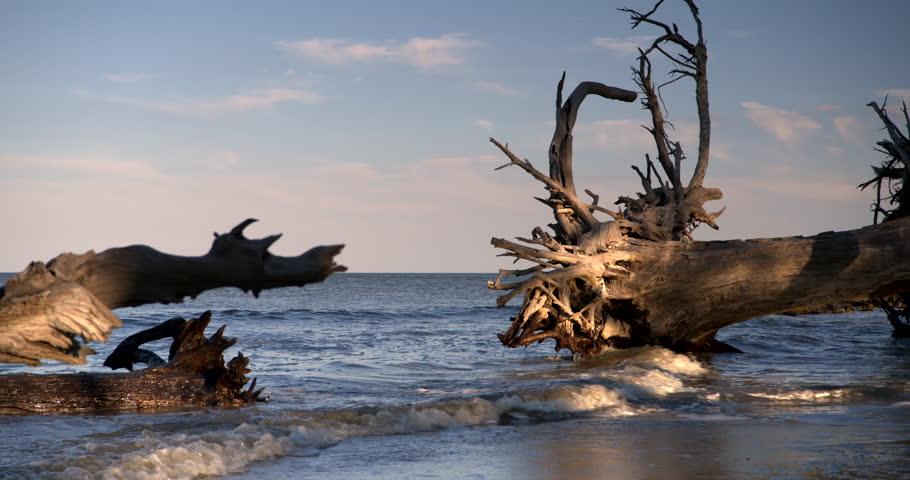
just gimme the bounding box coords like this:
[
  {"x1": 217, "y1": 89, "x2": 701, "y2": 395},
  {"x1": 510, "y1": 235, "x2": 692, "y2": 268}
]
[
  {"x1": 0, "y1": 219, "x2": 346, "y2": 366},
  {"x1": 488, "y1": 0, "x2": 910, "y2": 355},
  {"x1": 0, "y1": 312, "x2": 265, "y2": 415}
]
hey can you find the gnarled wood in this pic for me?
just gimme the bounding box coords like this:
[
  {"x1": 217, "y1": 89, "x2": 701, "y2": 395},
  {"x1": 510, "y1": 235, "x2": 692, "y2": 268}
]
[
  {"x1": 493, "y1": 218, "x2": 910, "y2": 354},
  {"x1": 488, "y1": 0, "x2": 910, "y2": 355},
  {"x1": 0, "y1": 218, "x2": 346, "y2": 366},
  {"x1": 860, "y1": 100, "x2": 910, "y2": 336},
  {"x1": 0, "y1": 312, "x2": 265, "y2": 415}
]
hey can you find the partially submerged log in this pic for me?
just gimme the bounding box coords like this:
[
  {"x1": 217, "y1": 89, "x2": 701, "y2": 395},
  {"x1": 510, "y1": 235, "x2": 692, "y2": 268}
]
[
  {"x1": 0, "y1": 312, "x2": 265, "y2": 415},
  {"x1": 488, "y1": 1, "x2": 910, "y2": 355},
  {"x1": 0, "y1": 218, "x2": 346, "y2": 366},
  {"x1": 860, "y1": 100, "x2": 910, "y2": 337},
  {"x1": 492, "y1": 219, "x2": 910, "y2": 354}
]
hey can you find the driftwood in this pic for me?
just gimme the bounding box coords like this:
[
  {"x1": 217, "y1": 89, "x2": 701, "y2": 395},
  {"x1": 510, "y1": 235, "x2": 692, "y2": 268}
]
[
  {"x1": 0, "y1": 218, "x2": 346, "y2": 366},
  {"x1": 860, "y1": 100, "x2": 910, "y2": 337},
  {"x1": 488, "y1": 0, "x2": 910, "y2": 355},
  {"x1": 0, "y1": 312, "x2": 265, "y2": 415}
]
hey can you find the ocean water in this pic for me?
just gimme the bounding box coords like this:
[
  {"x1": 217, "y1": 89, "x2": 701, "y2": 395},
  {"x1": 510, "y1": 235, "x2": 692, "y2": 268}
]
[{"x1": 1, "y1": 272, "x2": 908, "y2": 479}]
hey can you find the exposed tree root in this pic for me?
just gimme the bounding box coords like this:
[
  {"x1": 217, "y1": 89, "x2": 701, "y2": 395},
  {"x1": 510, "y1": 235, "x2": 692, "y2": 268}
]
[{"x1": 488, "y1": 0, "x2": 910, "y2": 356}]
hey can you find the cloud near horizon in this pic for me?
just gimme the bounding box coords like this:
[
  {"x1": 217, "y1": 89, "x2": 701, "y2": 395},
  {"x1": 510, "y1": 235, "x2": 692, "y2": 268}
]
[
  {"x1": 0, "y1": 151, "x2": 876, "y2": 271},
  {"x1": 75, "y1": 88, "x2": 324, "y2": 117},
  {"x1": 0, "y1": 152, "x2": 543, "y2": 271},
  {"x1": 277, "y1": 34, "x2": 480, "y2": 71},
  {"x1": 1, "y1": 154, "x2": 165, "y2": 181},
  {"x1": 741, "y1": 101, "x2": 821, "y2": 142}
]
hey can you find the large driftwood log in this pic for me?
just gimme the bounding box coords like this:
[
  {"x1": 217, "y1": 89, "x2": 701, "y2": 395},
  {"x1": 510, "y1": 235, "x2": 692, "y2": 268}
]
[
  {"x1": 0, "y1": 312, "x2": 265, "y2": 415},
  {"x1": 0, "y1": 219, "x2": 346, "y2": 365},
  {"x1": 491, "y1": 218, "x2": 910, "y2": 354},
  {"x1": 488, "y1": 0, "x2": 910, "y2": 355},
  {"x1": 860, "y1": 100, "x2": 910, "y2": 337}
]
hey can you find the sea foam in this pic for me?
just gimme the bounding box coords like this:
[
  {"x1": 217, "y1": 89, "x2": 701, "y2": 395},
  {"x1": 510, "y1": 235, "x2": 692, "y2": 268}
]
[{"x1": 39, "y1": 347, "x2": 710, "y2": 480}]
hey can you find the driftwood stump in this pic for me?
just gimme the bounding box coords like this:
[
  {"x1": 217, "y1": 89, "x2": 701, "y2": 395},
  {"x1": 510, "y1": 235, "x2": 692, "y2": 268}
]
[{"x1": 0, "y1": 312, "x2": 265, "y2": 415}]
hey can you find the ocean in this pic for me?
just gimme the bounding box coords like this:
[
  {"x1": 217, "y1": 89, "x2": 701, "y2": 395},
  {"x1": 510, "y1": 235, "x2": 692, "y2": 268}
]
[{"x1": 1, "y1": 272, "x2": 908, "y2": 479}]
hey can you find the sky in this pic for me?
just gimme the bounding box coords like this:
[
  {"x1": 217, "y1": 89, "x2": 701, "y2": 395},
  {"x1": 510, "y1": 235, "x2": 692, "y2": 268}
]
[{"x1": 1, "y1": 0, "x2": 908, "y2": 272}]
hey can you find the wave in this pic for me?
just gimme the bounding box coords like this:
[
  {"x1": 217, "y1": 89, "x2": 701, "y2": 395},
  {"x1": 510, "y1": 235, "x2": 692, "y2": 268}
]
[
  {"x1": 33, "y1": 348, "x2": 709, "y2": 480},
  {"x1": 744, "y1": 384, "x2": 909, "y2": 404}
]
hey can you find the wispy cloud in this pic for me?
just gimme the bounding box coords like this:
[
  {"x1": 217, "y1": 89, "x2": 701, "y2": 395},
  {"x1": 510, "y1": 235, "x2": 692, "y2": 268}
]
[
  {"x1": 879, "y1": 88, "x2": 910, "y2": 102},
  {"x1": 75, "y1": 88, "x2": 324, "y2": 117},
  {"x1": 592, "y1": 35, "x2": 655, "y2": 55},
  {"x1": 580, "y1": 118, "x2": 731, "y2": 163},
  {"x1": 582, "y1": 119, "x2": 652, "y2": 150},
  {"x1": 472, "y1": 81, "x2": 526, "y2": 97},
  {"x1": 205, "y1": 151, "x2": 239, "y2": 170},
  {"x1": 817, "y1": 104, "x2": 841, "y2": 112},
  {"x1": 832, "y1": 115, "x2": 862, "y2": 145},
  {"x1": 104, "y1": 73, "x2": 156, "y2": 83},
  {"x1": 1, "y1": 154, "x2": 164, "y2": 180},
  {"x1": 475, "y1": 119, "x2": 493, "y2": 130},
  {"x1": 741, "y1": 101, "x2": 821, "y2": 142},
  {"x1": 277, "y1": 34, "x2": 480, "y2": 71}
]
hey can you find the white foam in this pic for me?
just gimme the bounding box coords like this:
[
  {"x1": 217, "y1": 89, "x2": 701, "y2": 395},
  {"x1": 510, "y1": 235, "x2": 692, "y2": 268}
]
[
  {"x1": 677, "y1": 413, "x2": 747, "y2": 421},
  {"x1": 750, "y1": 388, "x2": 848, "y2": 403},
  {"x1": 589, "y1": 348, "x2": 708, "y2": 400},
  {"x1": 90, "y1": 424, "x2": 291, "y2": 480},
  {"x1": 630, "y1": 348, "x2": 708, "y2": 376},
  {"x1": 494, "y1": 384, "x2": 634, "y2": 416},
  {"x1": 613, "y1": 367, "x2": 688, "y2": 399},
  {"x1": 40, "y1": 348, "x2": 707, "y2": 479},
  {"x1": 283, "y1": 384, "x2": 638, "y2": 452}
]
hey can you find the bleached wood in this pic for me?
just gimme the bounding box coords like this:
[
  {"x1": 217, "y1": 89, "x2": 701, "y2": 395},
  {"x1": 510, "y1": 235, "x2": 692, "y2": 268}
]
[{"x1": 0, "y1": 219, "x2": 346, "y2": 365}]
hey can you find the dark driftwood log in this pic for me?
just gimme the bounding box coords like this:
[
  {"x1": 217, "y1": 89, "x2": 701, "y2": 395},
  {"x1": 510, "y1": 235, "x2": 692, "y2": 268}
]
[
  {"x1": 0, "y1": 312, "x2": 265, "y2": 415},
  {"x1": 488, "y1": 1, "x2": 910, "y2": 355},
  {"x1": 0, "y1": 218, "x2": 346, "y2": 366},
  {"x1": 492, "y1": 218, "x2": 910, "y2": 354}
]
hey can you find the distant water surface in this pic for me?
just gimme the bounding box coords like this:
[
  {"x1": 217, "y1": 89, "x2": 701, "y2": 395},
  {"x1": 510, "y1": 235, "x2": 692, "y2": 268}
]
[{"x1": 0, "y1": 273, "x2": 908, "y2": 479}]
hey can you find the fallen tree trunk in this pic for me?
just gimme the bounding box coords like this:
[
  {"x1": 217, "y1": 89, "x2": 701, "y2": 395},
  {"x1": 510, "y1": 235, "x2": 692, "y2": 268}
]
[
  {"x1": 492, "y1": 218, "x2": 910, "y2": 354},
  {"x1": 860, "y1": 100, "x2": 910, "y2": 337},
  {"x1": 0, "y1": 312, "x2": 265, "y2": 415},
  {"x1": 0, "y1": 218, "x2": 346, "y2": 365},
  {"x1": 488, "y1": 1, "x2": 910, "y2": 355}
]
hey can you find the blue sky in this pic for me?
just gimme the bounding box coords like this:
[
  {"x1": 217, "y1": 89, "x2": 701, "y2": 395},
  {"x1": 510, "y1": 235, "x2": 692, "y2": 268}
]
[{"x1": 2, "y1": 0, "x2": 908, "y2": 272}]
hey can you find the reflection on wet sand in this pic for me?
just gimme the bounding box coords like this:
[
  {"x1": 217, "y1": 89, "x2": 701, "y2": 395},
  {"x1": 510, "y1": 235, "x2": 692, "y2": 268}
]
[{"x1": 517, "y1": 413, "x2": 910, "y2": 479}]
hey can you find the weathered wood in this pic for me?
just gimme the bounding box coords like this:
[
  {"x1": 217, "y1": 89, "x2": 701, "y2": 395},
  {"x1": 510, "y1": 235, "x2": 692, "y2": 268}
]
[
  {"x1": 102, "y1": 317, "x2": 186, "y2": 371},
  {"x1": 860, "y1": 100, "x2": 910, "y2": 335},
  {"x1": 0, "y1": 218, "x2": 346, "y2": 366},
  {"x1": 0, "y1": 312, "x2": 264, "y2": 415},
  {"x1": 491, "y1": 218, "x2": 910, "y2": 354},
  {"x1": 488, "y1": 0, "x2": 910, "y2": 355}
]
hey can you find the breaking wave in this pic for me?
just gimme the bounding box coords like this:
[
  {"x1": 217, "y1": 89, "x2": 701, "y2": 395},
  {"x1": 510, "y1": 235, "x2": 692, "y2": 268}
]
[{"x1": 33, "y1": 348, "x2": 709, "y2": 480}]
